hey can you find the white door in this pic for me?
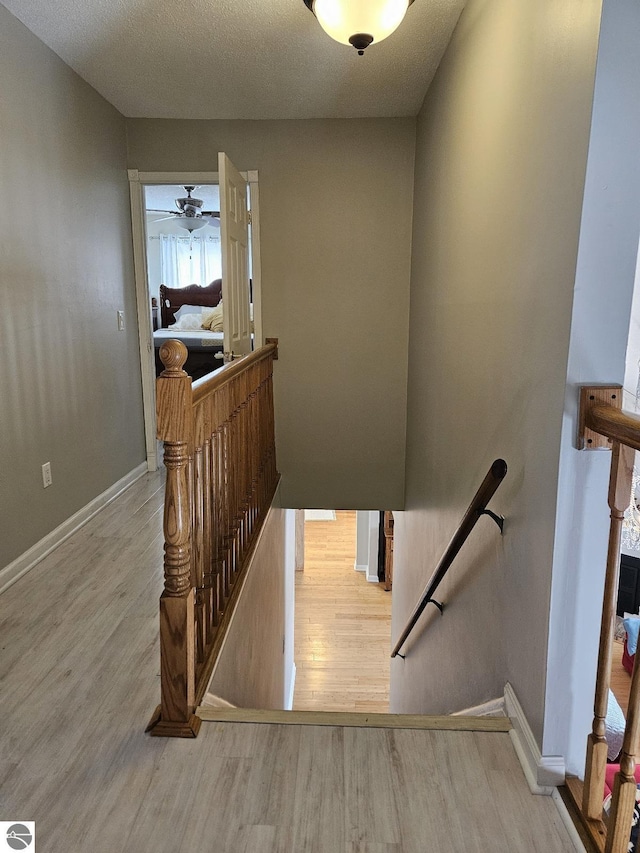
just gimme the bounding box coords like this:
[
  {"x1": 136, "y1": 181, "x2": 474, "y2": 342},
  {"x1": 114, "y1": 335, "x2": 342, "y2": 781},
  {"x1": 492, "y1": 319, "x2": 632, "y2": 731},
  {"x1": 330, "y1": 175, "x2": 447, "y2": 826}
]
[{"x1": 219, "y1": 152, "x2": 252, "y2": 361}]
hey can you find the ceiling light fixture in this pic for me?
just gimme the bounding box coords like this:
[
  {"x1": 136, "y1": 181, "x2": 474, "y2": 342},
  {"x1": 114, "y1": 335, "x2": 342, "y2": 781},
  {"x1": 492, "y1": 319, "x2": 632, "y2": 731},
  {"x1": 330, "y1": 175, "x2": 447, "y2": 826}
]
[
  {"x1": 303, "y1": 0, "x2": 414, "y2": 54},
  {"x1": 175, "y1": 214, "x2": 209, "y2": 233}
]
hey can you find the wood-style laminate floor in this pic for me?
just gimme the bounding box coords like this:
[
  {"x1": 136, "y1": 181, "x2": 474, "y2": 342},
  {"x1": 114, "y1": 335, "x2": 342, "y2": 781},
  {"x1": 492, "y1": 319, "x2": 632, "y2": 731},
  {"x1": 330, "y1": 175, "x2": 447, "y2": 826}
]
[
  {"x1": 0, "y1": 473, "x2": 578, "y2": 851},
  {"x1": 293, "y1": 511, "x2": 392, "y2": 712}
]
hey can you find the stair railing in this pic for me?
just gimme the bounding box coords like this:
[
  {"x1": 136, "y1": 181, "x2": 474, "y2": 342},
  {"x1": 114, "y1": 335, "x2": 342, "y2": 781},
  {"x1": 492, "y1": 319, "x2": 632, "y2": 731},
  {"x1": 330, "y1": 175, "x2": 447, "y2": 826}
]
[
  {"x1": 566, "y1": 385, "x2": 640, "y2": 853},
  {"x1": 147, "y1": 340, "x2": 279, "y2": 737},
  {"x1": 390, "y1": 458, "x2": 507, "y2": 659}
]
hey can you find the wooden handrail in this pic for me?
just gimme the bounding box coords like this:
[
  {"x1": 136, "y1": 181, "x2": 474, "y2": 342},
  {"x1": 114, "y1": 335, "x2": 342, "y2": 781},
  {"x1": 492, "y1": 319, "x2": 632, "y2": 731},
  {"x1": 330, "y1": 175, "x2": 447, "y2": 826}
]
[
  {"x1": 390, "y1": 459, "x2": 507, "y2": 659},
  {"x1": 191, "y1": 341, "x2": 278, "y2": 403},
  {"x1": 147, "y1": 341, "x2": 279, "y2": 738},
  {"x1": 587, "y1": 403, "x2": 640, "y2": 452}
]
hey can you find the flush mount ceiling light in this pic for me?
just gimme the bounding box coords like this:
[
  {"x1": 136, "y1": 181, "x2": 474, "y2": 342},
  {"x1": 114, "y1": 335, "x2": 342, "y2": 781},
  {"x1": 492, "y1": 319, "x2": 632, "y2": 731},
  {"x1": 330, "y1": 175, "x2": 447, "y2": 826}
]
[{"x1": 303, "y1": 0, "x2": 414, "y2": 54}]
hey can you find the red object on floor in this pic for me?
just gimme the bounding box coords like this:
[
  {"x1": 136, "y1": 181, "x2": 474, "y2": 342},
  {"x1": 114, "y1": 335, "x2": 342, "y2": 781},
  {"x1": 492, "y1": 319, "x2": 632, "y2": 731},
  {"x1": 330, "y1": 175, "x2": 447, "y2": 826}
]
[
  {"x1": 623, "y1": 637, "x2": 635, "y2": 676},
  {"x1": 605, "y1": 764, "x2": 640, "y2": 797}
]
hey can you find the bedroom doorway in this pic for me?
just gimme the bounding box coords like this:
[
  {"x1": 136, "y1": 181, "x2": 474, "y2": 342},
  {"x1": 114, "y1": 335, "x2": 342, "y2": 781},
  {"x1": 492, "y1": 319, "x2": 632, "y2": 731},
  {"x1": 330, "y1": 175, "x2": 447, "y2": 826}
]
[{"x1": 128, "y1": 166, "x2": 263, "y2": 471}]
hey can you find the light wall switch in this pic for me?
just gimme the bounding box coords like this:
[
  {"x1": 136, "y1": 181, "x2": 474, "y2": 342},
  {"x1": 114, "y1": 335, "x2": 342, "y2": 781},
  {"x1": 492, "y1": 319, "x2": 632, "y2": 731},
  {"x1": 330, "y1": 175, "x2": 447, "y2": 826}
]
[
  {"x1": 117, "y1": 310, "x2": 125, "y2": 331},
  {"x1": 42, "y1": 461, "x2": 52, "y2": 488}
]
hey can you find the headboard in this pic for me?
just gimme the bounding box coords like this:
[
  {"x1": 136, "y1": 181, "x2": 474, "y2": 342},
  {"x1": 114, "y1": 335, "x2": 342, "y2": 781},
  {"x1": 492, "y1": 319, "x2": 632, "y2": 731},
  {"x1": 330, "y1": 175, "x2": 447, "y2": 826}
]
[{"x1": 159, "y1": 280, "x2": 223, "y2": 327}]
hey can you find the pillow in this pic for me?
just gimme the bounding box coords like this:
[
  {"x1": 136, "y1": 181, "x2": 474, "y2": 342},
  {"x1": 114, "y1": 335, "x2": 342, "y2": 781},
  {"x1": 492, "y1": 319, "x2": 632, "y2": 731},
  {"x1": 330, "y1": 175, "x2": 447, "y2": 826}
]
[
  {"x1": 624, "y1": 614, "x2": 640, "y2": 656},
  {"x1": 202, "y1": 303, "x2": 224, "y2": 332},
  {"x1": 168, "y1": 312, "x2": 204, "y2": 331},
  {"x1": 606, "y1": 689, "x2": 626, "y2": 761}
]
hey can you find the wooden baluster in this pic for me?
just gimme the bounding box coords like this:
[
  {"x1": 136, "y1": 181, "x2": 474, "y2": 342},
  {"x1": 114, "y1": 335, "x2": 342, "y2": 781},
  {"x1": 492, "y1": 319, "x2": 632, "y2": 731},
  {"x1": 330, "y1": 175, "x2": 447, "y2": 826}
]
[
  {"x1": 607, "y1": 651, "x2": 640, "y2": 852},
  {"x1": 222, "y1": 386, "x2": 233, "y2": 600},
  {"x1": 231, "y1": 388, "x2": 241, "y2": 580},
  {"x1": 193, "y1": 404, "x2": 206, "y2": 667},
  {"x1": 212, "y1": 414, "x2": 224, "y2": 624},
  {"x1": 250, "y1": 369, "x2": 259, "y2": 527},
  {"x1": 583, "y1": 442, "x2": 634, "y2": 816},
  {"x1": 239, "y1": 382, "x2": 250, "y2": 559},
  {"x1": 202, "y1": 399, "x2": 214, "y2": 643},
  {"x1": 148, "y1": 340, "x2": 201, "y2": 738},
  {"x1": 267, "y1": 356, "x2": 277, "y2": 486},
  {"x1": 249, "y1": 381, "x2": 259, "y2": 531}
]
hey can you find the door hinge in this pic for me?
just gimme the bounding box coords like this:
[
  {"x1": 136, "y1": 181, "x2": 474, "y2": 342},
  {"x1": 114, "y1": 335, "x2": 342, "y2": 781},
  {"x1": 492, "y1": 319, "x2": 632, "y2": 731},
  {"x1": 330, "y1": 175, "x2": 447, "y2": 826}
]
[{"x1": 247, "y1": 211, "x2": 252, "y2": 225}]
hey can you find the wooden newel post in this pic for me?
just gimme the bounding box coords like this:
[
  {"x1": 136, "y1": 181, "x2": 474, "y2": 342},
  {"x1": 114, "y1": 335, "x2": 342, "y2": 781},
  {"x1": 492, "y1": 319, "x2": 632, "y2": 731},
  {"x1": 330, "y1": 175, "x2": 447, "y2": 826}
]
[
  {"x1": 583, "y1": 442, "x2": 634, "y2": 818},
  {"x1": 148, "y1": 340, "x2": 201, "y2": 738}
]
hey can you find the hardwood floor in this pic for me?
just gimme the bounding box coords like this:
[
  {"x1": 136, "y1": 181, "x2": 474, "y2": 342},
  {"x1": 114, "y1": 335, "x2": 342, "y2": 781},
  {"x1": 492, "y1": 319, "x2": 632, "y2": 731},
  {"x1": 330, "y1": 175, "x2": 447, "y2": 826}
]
[
  {"x1": 293, "y1": 511, "x2": 392, "y2": 712},
  {"x1": 0, "y1": 474, "x2": 578, "y2": 851}
]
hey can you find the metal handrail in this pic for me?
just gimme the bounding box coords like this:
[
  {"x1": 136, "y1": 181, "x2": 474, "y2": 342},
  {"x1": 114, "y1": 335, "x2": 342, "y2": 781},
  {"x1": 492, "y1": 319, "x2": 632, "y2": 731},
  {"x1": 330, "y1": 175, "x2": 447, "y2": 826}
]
[{"x1": 390, "y1": 458, "x2": 507, "y2": 659}]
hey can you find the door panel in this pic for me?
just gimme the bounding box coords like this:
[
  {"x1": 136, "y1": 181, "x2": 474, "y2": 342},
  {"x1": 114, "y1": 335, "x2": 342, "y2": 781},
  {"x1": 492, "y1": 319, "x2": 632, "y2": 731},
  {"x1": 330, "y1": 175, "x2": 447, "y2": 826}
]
[{"x1": 219, "y1": 152, "x2": 251, "y2": 360}]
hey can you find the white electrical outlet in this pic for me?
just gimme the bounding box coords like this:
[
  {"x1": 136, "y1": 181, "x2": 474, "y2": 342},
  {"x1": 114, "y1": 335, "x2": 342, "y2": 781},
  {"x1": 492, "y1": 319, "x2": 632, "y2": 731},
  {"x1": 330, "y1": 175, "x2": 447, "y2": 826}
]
[
  {"x1": 117, "y1": 310, "x2": 125, "y2": 331},
  {"x1": 42, "y1": 461, "x2": 52, "y2": 488}
]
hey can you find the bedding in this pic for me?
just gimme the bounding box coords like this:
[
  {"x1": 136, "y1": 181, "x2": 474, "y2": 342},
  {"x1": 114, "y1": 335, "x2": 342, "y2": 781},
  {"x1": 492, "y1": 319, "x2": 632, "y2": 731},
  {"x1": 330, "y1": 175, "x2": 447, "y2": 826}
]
[
  {"x1": 201, "y1": 303, "x2": 224, "y2": 331},
  {"x1": 154, "y1": 329, "x2": 224, "y2": 347},
  {"x1": 622, "y1": 614, "x2": 640, "y2": 675},
  {"x1": 599, "y1": 699, "x2": 640, "y2": 850},
  {"x1": 169, "y1": 312, "x2": 209, "y2": 331},
  {"x1": 154, "y1": 280, "x2": 224, "y2": 380},
  {"x1": 606, "y1": 689, "x2": 626, "y2": 761}
]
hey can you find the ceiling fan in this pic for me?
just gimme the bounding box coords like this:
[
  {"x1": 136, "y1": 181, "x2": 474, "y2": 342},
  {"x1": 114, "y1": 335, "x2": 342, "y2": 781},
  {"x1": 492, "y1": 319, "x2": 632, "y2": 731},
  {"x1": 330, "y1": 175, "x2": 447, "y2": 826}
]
[{"x1": 147, "y1": 186, "x2": 220, "y2": 232}]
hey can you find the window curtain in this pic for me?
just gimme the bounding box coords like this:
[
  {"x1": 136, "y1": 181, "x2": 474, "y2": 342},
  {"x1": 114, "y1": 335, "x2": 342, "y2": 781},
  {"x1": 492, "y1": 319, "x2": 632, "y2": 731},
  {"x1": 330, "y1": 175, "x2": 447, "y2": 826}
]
[{"x1": 160, "y1": 233, "x2": 222, "y2": 289}]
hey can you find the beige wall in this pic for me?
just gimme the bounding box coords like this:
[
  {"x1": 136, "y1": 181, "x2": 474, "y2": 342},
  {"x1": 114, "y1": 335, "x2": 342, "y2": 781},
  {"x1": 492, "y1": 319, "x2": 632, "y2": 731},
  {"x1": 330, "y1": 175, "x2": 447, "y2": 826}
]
[
  {"x1": 207, "y1": 507, "x2": 287, "y2": 709},
  {"x1": 0, "y1": 6, "x2": 146, "y2": 570},
  {"x1": 126, "y1": 118, "x2": 415, "y2": 510},
  {"x1": 390, "y1": 0, "x2": 602, "y2": 741}
]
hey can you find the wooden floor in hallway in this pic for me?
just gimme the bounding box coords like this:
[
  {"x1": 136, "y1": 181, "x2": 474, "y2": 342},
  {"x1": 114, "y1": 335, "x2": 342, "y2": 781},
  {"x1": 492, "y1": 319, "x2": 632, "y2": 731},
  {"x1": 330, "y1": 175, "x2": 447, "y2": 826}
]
[
  {"x1": 293, "y1": 510, "x2": 393, "y2": 712},
  {"x1": 0, "y1": 473, "x2": 579, "y2": 852}
]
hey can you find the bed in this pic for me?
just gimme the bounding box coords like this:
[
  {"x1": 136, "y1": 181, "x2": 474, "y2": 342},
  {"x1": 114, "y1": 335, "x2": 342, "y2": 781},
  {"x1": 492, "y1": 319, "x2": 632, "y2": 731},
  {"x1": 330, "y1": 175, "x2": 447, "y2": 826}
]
[{"x1": 154, "y1": 281, "x2": 225, "y2": 380}]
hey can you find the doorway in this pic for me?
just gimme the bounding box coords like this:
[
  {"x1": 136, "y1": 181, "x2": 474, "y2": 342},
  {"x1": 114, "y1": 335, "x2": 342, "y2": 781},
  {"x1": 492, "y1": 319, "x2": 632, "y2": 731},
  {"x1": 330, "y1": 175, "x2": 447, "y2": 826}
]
[{"x1": 127, "y1": 167, "x2": 263, "y2": 471}]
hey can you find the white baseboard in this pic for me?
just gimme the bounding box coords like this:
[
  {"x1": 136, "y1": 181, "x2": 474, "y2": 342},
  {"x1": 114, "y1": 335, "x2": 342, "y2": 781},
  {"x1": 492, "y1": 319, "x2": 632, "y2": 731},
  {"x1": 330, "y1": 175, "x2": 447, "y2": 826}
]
[
  {"x1": 505, "y1": 682, "x2": 565, "y2": 795},
  {"x1": 286, "y1": 662, "x2": 297, "y2": 711},
  {"x1": 0, "y1": 462, "x2": 147, "y2": 596},
  {"x1": 201, "y1": 693, "x2": 237, "y2": 709},
  {"x1": 354, "y1": 561, "x2": 367, "y2": 572},
  {"x1": 452, "y1": 696, "x2": 506, "y2": 717}
]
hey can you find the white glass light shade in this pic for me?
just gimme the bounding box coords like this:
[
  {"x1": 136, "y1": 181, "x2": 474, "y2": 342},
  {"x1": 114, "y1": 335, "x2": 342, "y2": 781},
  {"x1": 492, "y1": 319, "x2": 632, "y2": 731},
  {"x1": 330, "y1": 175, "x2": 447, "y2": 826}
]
[
  {"x1": 312, "y1": 0, "x2": 409, "y2": 49},
  {"x1": 176, "y1": 216, "x2": 208, "y2": 232}
]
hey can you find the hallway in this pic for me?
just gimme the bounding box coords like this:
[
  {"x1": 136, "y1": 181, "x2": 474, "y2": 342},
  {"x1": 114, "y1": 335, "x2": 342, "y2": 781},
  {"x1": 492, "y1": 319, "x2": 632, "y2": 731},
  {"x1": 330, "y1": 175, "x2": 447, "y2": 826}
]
[{"x1": 293, "y1": 510, "x2": 393, "y2": 712}]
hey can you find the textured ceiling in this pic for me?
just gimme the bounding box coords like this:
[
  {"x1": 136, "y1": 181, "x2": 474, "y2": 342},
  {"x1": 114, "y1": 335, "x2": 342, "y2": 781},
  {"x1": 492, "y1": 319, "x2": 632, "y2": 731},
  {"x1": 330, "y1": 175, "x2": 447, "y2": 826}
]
[{"x1": 2, "y1": 0, "x2": 465, "y2": 119}]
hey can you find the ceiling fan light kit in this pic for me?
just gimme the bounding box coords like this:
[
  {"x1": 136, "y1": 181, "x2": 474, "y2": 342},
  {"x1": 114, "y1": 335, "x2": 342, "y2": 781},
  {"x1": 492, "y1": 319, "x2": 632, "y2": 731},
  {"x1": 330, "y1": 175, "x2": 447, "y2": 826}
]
[
  {"x1": 149, "y1": 186, "x2": 220, "y2": 231},
  {"x1": 178, "y1": 217, "x2": 209, "y2": 233},
  {"x1": 303, "y1": 0, "x2": 413, "y2": 54}
]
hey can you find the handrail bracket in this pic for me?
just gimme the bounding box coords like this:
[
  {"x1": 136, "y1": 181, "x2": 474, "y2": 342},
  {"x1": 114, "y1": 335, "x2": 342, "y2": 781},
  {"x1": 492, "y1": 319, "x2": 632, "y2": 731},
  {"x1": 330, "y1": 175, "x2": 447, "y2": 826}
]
[
  {"x1": 478, "y1": 508, "x2": 504, "y2": 533},
  {"x1": 426, "y1": 598, "x2": 444, "y2": 614},
  {"x1": 578, "y1": 385, "x2": 621, "y2": 450}
]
